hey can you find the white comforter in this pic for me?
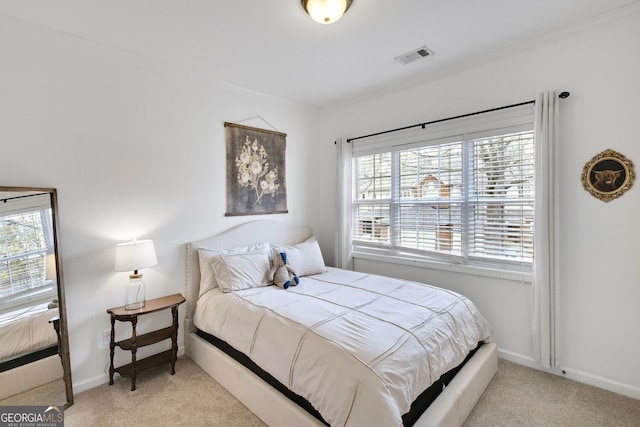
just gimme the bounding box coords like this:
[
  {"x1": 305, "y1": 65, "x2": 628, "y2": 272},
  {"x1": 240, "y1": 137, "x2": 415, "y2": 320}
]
[
  {"x1": 0, "y1": 303, "x2": 59, "y2": 362},
  {"x1": 194, "y1": 267, "x2": 491, "y2": 427}
]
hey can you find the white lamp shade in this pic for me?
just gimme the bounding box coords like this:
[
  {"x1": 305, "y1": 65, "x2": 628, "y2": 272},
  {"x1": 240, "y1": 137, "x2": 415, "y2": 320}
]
[
  {"x1": 45, "y1": 254, "x2": 57, "y2": 280},
  {"x1": 115, "y1": 239, "x2": 157, "y2": 273},
  {"x1": 302, "y1": 0, "x2": 351, "y2": 24}
]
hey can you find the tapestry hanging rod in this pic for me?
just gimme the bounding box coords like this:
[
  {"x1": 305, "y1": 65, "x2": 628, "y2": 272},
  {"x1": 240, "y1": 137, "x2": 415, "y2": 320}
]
[{"x1": 343, "y1": 91, "x2": 570, "y2": 144}]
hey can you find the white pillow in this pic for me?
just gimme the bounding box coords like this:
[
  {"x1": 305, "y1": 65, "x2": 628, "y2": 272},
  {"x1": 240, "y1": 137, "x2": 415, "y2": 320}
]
[
  {"x1": 273, "y1": 237, "x2": 326, "y2": 277},
  {"x1": 210, "y1": 250, "x2": 271, "y2": 293},
  {"x1": 197, "y1": 242, "x2": 270, "y2": 297}
]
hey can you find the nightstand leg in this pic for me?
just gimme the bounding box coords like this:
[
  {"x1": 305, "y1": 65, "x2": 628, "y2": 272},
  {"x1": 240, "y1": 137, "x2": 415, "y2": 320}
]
[
  {"x1": 109, "y1": 316, "x2": 115, "y2": 385},
  {"x1": 170, "y1": 305, "x2": 178, "y2": 375},
  {"x1": 131, "y1": 317, "x2": 138, "y2": 391}
]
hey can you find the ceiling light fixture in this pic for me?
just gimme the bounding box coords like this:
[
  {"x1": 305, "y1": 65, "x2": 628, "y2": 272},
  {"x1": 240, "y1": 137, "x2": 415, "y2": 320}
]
[{"x1": 302, "y1": 0, "x2": 353, "y2": 24}]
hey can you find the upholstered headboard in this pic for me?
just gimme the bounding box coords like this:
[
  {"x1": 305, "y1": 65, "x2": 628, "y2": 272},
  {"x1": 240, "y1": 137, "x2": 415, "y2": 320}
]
[{"x1": 185, "y1": 220, "x2": 313, "y2": 331}]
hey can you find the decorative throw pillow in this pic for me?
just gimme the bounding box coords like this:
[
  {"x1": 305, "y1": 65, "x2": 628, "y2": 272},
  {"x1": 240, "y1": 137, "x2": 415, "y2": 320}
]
[
  {"x1": 198, "y1": 242, "x2": 270, "y2": 297},
  {"x1": 210, "y1": 250, "x2": 271, "y2": 293},
  {"x1": 273, "y1": 237, "x2": 326, "y2": 277}
]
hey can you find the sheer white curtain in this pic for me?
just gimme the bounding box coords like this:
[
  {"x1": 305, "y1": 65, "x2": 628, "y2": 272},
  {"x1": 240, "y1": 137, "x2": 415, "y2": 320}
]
[
  {"x1": 532, "y1": 91, "x2": 560, "y2": 369},
  {"x1": 335, "y1": 138, "x2": 353, "y2": 270}
]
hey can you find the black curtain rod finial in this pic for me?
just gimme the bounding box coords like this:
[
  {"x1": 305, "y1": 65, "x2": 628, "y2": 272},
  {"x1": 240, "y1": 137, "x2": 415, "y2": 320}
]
[{"x1": 559, "y1": 91, "x2": 570, "y2": 99}]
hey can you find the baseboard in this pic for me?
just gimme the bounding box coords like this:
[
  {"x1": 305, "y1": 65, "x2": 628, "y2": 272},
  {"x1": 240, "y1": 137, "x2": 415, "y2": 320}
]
[
  {"x1": 562, "y1": 368, "x2": 640, "y2": 400},
  {"x1": 73, "y1": 345, "x2": 186, "y2": 394},
  {"x1": 73, "y1": 372, "x2": 109, "y2": 394},
  {"x1": 497, "y1": 348, "x2": 539, "y2": 369},
  {"x1": 497, "y1": 348, "x2": 640, "y2": 400}
]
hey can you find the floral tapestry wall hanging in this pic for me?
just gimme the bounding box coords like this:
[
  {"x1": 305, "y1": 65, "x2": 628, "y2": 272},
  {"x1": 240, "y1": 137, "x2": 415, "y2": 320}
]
[{"x1": 224, "y1": 122, "x2": 288, "y2": 216}]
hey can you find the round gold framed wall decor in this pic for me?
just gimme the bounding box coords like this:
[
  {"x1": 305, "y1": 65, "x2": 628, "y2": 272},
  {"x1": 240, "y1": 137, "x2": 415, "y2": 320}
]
[{"x1": 581, "y1": 149, "x2": 635, "y2": 202}]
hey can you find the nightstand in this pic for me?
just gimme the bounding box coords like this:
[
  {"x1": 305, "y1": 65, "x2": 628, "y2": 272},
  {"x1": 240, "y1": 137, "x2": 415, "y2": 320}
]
[{"x1": 107, "y1": 293, "x2": 185, "y2": 391}]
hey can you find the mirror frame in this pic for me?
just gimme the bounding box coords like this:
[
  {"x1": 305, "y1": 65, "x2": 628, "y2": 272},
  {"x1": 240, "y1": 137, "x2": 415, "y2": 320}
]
[{"x1": 0, "y1": 186, "x2": 73, "y2": 407}]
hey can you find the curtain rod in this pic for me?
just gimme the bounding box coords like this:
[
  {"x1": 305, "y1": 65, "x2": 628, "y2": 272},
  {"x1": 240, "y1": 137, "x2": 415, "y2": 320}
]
[
  {"x1": 343, "y1": 91, "x2": 570, "y2": 144},
  {"x1": 1, "y1": 193, "x2": 49, "y2": 204}
]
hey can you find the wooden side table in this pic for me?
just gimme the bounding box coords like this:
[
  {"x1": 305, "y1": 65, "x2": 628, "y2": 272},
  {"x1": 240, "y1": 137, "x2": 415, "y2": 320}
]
[{"x1": 107, "y1": 293, "x2": 185, "y2": 391}]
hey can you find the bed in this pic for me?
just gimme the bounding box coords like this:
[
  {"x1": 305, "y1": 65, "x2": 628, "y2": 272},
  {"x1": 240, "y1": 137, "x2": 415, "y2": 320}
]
[
  {"x1": 0, "y1": 301, "x2": 63, "y2": 400},
  {"x1": 0, "y1": 302, "x2": 59, "y2": 364},
  {"x1": 185, "y1": 220, "x2": 497, "y2": 427}
]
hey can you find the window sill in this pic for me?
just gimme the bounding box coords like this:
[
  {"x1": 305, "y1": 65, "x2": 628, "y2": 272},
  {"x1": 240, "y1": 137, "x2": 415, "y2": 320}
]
[
  {"x1": 0, "y1": 285, "x2": 57, "y2": 314},
  {"x1": 352, "y1": 250, "x2": 532, "y2": 284}
]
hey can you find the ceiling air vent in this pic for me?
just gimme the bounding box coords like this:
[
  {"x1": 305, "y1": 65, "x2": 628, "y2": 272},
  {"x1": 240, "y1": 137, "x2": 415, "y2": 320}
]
[{"x1": 394, "y1": 46, "x2": 434, "y2": 65}]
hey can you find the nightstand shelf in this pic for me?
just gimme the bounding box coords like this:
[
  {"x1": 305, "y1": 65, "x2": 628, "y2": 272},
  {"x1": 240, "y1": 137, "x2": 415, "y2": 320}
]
[
  {"x1": 113, "y1": 350, "x2": 173, "y2": 378},
  {"x1": 107, "y1": 293, "x2": 185, "y2": 391},
  {"x1": 115, "y1": 326, "x2": 173, "y2": 350}
]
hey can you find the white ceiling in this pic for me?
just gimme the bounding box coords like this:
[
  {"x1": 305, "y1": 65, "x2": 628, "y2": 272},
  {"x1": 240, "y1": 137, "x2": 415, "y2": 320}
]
[{"x1": 1, "y1": 0, "x2": 638, "y2": 108}]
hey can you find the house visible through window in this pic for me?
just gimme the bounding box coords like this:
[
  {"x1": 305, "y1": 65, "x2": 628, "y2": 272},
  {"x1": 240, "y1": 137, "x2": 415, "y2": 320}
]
[
  {"x1": 0, "y1": 193, "x2": 56, "y2": 309},
  {"x1": 351, "y1": 104, "x2": 534, "y2": 273}
]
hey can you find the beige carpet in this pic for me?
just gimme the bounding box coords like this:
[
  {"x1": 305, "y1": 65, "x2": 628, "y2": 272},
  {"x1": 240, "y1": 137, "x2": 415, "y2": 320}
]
[
  {"x1": 57, "y1": 357, "x2": 639, "y2": 426},
  {"x1": 65, "y1": 357, "x2": 264, "y2": 427},
  {"x1": 0, "y1": 379, "x2": 66, "y2": 407},
  {"x1": 463, "y1": 359, "x2": 639, "y2": 427}
]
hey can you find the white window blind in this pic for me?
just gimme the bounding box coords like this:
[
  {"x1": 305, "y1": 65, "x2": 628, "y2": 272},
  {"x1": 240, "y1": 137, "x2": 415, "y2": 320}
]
[
  {"x1": 469, "y1": 132, "x2": 534, "y2": 264},
  {"x1": 351, "y1": 103, "x2": 534, "y2": 272}
]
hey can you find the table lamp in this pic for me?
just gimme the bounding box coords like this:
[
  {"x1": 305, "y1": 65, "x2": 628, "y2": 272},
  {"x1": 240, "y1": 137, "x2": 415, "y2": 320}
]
[{"x1": 115, "y1": 239, "x2": 157, "y2": 310}]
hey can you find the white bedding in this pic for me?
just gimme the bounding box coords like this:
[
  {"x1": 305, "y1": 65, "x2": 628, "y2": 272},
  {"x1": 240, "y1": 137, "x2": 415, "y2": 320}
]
[
  {"x1": 193, "y1": 267, "x2": 491, "y2": 427},
  {"x1": 0, "y1": 303, "x2": 59, "y2": 363}
]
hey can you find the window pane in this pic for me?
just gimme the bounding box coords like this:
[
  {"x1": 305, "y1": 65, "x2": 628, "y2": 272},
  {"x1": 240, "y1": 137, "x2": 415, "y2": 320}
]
[
  {"x1": 355, "y1": 153, "x2": 392, "y2": 200},
  {"x1": 471, "y1": 131, "x2": 534, "y2": 262},
  {"x1": 0, "y1": 209, "x2": 51, "y2": 299},
  {"x1": 397, "y1": 142, "x2": 464, "y2": 255},
  {"x1": 1, "y1": 255, "x2": 45, "y2": 296},
  {"x1": 473, "y1": 132, "x2": 534, "y2": 199},
  {"x1": 398, "y1": 203, "x2": 462, "y2": 255},
  {"x1": 399, "y1": 142, "x2": 462, "y2": 201},
  {"x1": 470, "y1": 202, "x2": 534, "y2": 262},
  {"x1": 353, "y1": 203, "x2": 390, "y2": 244}
]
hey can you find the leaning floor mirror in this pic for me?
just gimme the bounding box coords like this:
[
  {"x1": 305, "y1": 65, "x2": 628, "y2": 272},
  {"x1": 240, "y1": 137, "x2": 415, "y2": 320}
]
[{"x1": 0, "y1": 186, "x2": 73, "y2": 408}]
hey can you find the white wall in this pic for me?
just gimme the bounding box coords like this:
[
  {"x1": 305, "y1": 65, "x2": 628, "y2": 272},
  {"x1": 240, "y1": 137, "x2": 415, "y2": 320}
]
[
  {"x1": 2, "y1": 6, "x2": 639, "y2": 401},
  {"x1": 0, "y1": 16, "x2": 321, "y2": 392},
  {"x1": 314, "y1": 8, "x2": 640, "y2": 398}
]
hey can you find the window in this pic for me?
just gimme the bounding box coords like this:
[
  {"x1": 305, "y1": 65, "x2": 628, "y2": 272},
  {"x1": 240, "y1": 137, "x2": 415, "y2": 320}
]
[
  {"x1": 351, "y1": 104, "x2": 534, "y2": 273},
  {"x1": 0, "y1": 194, "x2": 56, "y2": 308}
]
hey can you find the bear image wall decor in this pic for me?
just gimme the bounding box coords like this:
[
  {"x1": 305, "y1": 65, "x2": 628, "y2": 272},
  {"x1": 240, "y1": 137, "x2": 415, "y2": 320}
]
[{"x1": 582, "y1": 149, "x2": 635, "y2": 203}]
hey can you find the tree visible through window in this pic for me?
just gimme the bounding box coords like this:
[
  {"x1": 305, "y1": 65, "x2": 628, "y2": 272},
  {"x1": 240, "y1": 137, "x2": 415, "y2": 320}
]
[{"x1": 353, "y1": 130, "x2": 534, "y2": 270}]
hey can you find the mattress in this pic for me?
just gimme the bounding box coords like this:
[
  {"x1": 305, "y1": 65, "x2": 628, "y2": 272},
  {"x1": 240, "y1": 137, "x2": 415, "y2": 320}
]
[{"x1": 193, "y1": 267, "x2": 491, "y2": 427}]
